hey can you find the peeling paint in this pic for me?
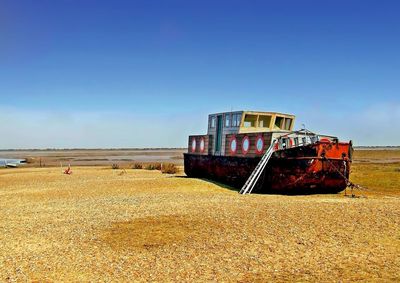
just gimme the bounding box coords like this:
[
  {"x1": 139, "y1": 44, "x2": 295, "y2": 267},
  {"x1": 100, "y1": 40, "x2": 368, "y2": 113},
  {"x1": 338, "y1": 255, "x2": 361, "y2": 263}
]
[{"x1": 184, "y1": 141, "x2": 353, "y2": 194}]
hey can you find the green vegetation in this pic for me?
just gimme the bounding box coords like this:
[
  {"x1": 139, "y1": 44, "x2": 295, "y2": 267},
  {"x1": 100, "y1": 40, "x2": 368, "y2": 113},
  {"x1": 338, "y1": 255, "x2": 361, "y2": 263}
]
[
  {"x1": 132, "y1": 163, "x2": 143, "y2": 169},
  {"x1": 350, "y1": 162, "x2": 400, "y2": 196},
  {"x1": 144, "y1": 163, "x2": 162, "y2": 170},
  {"x1": 132, "y1": 162, "x2": 178, "y2": 174},
  {"x1": 161, "y1": 163, "x2": 178, "y2": 174}
]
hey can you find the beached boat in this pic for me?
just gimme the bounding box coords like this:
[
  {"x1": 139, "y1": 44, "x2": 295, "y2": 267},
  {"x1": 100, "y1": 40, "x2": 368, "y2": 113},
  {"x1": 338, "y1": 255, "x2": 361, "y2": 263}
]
[
  {"x1": 184, "y1": 111, "x2": 353, "y2": 194},
  {"x1": 0, "y1": 158, "x2": 27, "y2": 168}
]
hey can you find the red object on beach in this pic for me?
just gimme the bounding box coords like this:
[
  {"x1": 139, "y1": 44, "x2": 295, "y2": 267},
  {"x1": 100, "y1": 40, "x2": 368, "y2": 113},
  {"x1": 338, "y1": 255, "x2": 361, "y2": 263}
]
[{"x1": 64, "y1": 165, "x2": 72, "y2": 175}]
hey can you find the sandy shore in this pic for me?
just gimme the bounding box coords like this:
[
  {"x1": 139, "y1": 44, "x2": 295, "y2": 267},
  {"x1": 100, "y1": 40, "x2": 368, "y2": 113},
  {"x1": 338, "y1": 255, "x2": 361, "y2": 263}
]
[{"x1": 1, "y1": 166, "x2": 399, "y2": 281}]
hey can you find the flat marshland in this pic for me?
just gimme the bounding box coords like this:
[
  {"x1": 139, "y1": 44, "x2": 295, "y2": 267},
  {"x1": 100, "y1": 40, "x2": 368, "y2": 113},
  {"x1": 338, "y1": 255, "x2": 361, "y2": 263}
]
[{"x1": 0, "y1": 150, "x2": 399, "y2": 281}]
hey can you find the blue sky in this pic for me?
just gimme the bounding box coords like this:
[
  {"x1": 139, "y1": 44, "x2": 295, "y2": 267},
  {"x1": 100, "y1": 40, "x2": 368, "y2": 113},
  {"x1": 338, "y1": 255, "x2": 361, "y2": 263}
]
[{"x1": 1, "y1": 0, "x2": 399, "y2": 148}]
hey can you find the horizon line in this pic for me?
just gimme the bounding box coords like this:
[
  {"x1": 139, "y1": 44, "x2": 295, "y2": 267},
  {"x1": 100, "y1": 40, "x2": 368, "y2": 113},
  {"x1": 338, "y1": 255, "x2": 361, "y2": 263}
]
[{"x1": 0, "y1": 146, "x2": 400, "y2": 151}]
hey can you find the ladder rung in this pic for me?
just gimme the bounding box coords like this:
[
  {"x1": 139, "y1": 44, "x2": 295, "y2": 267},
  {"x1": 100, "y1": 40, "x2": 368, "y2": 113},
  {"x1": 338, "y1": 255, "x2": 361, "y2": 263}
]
[{"x1": 239, "y1": 140, "x2": 277, "y2": 195}]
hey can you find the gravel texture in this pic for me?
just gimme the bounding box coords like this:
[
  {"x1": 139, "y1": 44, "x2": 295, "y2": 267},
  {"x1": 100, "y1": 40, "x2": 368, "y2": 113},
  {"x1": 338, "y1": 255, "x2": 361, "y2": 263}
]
[{"x1": 0, "y1": 167, "x2": 399, "y2": 282}]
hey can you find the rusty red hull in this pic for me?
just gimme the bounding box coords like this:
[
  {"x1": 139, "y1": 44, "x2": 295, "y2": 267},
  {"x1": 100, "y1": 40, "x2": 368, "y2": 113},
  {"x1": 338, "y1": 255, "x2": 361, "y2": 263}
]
[{"x1": 184, "y1": 141, "x2": 353, "y2": 194}]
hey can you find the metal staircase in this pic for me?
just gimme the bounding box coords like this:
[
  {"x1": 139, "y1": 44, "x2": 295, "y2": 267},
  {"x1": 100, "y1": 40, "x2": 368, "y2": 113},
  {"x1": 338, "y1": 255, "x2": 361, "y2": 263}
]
[{"x1": 239, "y1": 139, "x2": 278, "y2": 195}]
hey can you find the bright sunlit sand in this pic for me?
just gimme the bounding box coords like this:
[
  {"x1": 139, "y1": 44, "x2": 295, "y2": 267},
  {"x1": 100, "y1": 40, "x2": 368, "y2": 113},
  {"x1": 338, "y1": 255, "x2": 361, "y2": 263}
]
[{"x1": 1, "y1": 152, "x2": 399, "y2": 281}]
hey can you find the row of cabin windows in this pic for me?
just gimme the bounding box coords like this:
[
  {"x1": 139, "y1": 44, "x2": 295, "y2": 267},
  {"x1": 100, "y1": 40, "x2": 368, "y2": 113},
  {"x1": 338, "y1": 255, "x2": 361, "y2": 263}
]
[
  {"x1": 210, "y1": 113, "x2": 242, "y2": 128},
  {"x1": 274, "y1": 117, "x2": 293, "y2": 130},
  {"x1": 210, "y1": 116, "x2": 216, "y2": 128},
  {"x1": 210, "y1": 113, "x2": 293, "y2": 130},
  {"x1": 243, "y1": 115, "x2": 272, "y2": 128},
  {"x1": 231, "y1": 113, "x2": 241, "y2": 127},
  {"x1": 243, "y1": 114, "x2": 292, "y2": 130}
]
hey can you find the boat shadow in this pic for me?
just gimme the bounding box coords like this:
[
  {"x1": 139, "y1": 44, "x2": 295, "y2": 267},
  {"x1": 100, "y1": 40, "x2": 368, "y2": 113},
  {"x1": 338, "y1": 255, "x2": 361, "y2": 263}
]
[
  {"x1": 170, "y1": 176, "x2": 344, "y2": 196},
  {"x1": 171, "y1": 175, "x2": 239, "y2": 192}
]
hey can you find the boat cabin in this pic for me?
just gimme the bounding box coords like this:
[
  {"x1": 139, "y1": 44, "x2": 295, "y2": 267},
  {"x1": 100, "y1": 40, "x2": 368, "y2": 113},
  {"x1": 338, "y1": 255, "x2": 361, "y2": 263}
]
[
  {"x1": 208, "y1": 111, "x2": 295, "y2": 135},
  {"x1": 189, "y1": 111, "x2": 300, "y2": 157}
]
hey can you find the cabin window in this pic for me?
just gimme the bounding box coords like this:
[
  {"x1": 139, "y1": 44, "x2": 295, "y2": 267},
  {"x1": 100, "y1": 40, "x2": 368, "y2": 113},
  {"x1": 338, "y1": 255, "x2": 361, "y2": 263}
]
[
  {"x1": 284, "y1": 118, "x2": 292, "y2": 130},
  {"x1": 274, "y1": 117, "x2": 284, "y2": 129},
  {"x1": 243, "y1": 114, "x2": 257, "y2": 127},
  {"x1": 225, "y1": 114, "x2": 231, "y2": 127},
  {"x1": 294, "y1": 137, "x2": 299, "y2": 146},
  {"x1": 210, "y1": 116, "x2": 216, "y2": 128},
  {"x1": 258, "y1": 115, "x2": 271, "y2": 128},
  {"x1": 232, "y1": 113, "x2": 241, "y2": 127}
]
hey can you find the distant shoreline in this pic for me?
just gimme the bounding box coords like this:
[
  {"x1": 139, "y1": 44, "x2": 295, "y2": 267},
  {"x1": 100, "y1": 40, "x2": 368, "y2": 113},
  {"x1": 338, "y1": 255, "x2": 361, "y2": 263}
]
[
  {"x1": 353, "y1": 146, "x2": 400, "y2": 150},
  {"x1": 0, "y1": 148, "x2": 187, "y2": 152},
  {"x1": 0, "y1": 146, "x2": 399, "y2": 151},
  {"x1": 1, "y1": 147, "x2": 399, "y2": 167}
]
